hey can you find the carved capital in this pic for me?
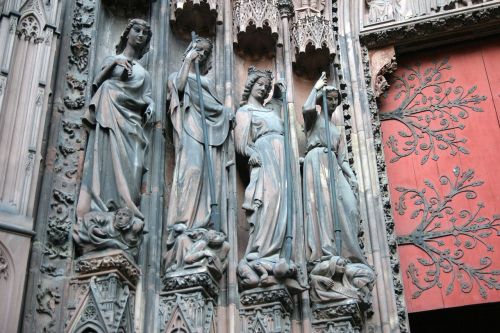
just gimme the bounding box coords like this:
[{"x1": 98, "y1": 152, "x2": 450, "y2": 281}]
[
  {"x1": 74, "y1": 249, "x2": 141, "y2": 285},
  {"x1": 311, "y1": 300, "x2": 363, "y2": 333},
  {"x1": 0, "y1": 247, "x2": 9, "y2": 280},
  {"x1": 162, "y1": 266, "x2": 220, "y2": 298},
  {"x1": 276, "y1": 0, "x2": 294, "y2": 18}
]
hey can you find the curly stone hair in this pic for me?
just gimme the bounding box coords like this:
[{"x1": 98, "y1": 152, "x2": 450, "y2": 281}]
[{"x1": 240, "y1": 66, "x2": 274, "y2": 106}]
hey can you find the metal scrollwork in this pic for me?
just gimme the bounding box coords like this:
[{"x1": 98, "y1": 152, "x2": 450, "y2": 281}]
[
  {"x1": 380, "y1": 58, "x2": 486, "y2": 165},
  {"x1": 395, "y1": 167, "x2": 500, "y2": 299}
]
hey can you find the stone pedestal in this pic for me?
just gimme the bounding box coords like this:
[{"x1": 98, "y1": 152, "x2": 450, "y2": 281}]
[
  {"x1": 64, "y1": 250, "x2": 140, "y2": 333},
  {"x1": 239, "y1": 286, "x2": 293, "y2": 333},
  {"x1": 159, "y1": 267, "x2": 219, "y2": 332},
  {"x1": 311, "y1": 299, "x2": 363, "y2": 333}
]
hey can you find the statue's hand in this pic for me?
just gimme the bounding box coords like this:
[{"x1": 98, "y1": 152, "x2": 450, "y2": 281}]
[
  {"x1": 186, "y1": 48, "x2": 200, "y2": 62},
  {"x1": 314, "y1": 72, "x2": 327, "y2": 91},
  {"x1": 248, "y1": 152, "x2": 262, "y2": 166},
  {"x1": 115, "y1": 58, "x2": 133, "y2": 78}
]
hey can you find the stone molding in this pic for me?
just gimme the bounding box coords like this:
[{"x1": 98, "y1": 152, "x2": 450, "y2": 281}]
[{"x1": 360, "y1": 3, "x2": 500, "y2": 49}]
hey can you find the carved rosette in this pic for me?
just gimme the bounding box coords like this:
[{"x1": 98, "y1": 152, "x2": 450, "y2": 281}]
[
  {"x1": 233, "y1": 0, "x2": 280, "y2": 54},
  {"x1": 239, "y1": 286, "x2": 293, "y2": 333},
  {"x1": 16, "y1": 14, "x2": 44, "y2": 43}
]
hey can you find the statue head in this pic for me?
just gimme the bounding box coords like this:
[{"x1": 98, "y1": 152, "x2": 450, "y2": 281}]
[
  {"x1": 113, "y1": 207, "x2": 134, "y2": 230},
  {"x1": 205, "y1": 229, "x2": 226, "y2": 246},
  {"x1": 240, "y1": 66, "x2": 274, "y2": 106},
  {"x1": 116, "y1": 18, "x2": 152, "y2": 59},
  {"x1": 320, "y1": 86, "x2": 341, "y2": 113},
  {"x1": 183, "y1": 36, "x2": 213, "y2": 74}
]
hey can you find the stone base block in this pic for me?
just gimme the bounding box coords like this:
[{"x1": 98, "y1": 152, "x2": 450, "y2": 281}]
[
  {"x1": 311, "y1": 299, "x2": 363, "y2": 333},
  {"x1": 159, "y1": 286, "x2": 216, "y2": 333},
  {"x1": 239, "y1": 285, "x2": 293, "y2": 333}
]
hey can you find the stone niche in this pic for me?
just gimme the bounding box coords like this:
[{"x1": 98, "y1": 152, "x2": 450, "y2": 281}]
[
  {"x1": 233, "y1": 0, "x2": 281, "y2": 57},
  {"x1": 170, "y1": 0, "x2": 221, "y2": 38}
]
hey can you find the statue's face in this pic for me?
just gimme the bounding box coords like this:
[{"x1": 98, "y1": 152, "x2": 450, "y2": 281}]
[
  {"x1": 207, "y1": 230, "x2": 225, "y2": 245},
  {"x1": 250, "y1": 77, "x2": 271, "y2": 102},
  {"x1": 327, "y1": 91, "x2": 339, "y2": 111},
  {"x1": 194, "y1": 40, "x2": 212, "y2": 64},
  {"x1": 127, "y1": 24, "x2": 149, "y2": 48},
  {"x1": 114, "y1": 208, "x2": 132, "y2": 229}
]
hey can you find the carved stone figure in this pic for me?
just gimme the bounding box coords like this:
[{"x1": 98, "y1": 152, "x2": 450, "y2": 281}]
[
  {"x1": 77, "y1": 19, "x2": 154, "y2": 220},
  {"x1": 163, "y1": 227, "x2": 229, "y2": 279},
  {"x1": 166, "y1": 36, "x2": 231, "y2": 231},
  {"x1": 309, "y1": 256, "x2": 375, "y2": 304},
  {"x1": 73, "y1": 207, "x2": 146, "y2": 258},
  {"x1": 235, "y1": 67, "x2": 298, "y2": 290},
  {"x1": 303, "y1": 74, "x2": 366, "y2": 266},
  {"x1": 408, "y1": 0, "x2": 455, "y2": 17},
  {"x1": 366, "y1": 0, "x2": 394, "y2": 23}
]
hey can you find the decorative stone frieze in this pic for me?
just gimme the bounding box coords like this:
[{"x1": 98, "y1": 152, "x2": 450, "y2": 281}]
[{"x1": 311, "y1": 300, "x2": 363, "y2": 333}]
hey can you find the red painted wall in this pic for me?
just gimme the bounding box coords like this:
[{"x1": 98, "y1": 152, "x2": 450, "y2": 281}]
[{"x1": 378, "y1": 37, "x2": 500, "y2": 313}]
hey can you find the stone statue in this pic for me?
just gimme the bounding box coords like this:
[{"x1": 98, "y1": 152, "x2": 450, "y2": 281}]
[
  {"x1": 235, "y1": 67, "x2": 298, "y2": 290},
  {"x1": 166, "y1": 36, "x2": 231, "y2": 231},
  {"x1": 303, "y1": 74, "x2": 374, "y2": 303},
  {"x1": 77, "y1": 19, "x2": 154, "y2": 220},
  {"x1": 163, "y1": 226, "x2": 229, "y2": 279},
  {"x1": 366, "y1": 0, "x2": 394, "y2": 23},
  {"x1": 408, "y1": 0, "x2": 455, "y2": 17},
  {"x1": 309, "y1": 256, "x2": 375, "y2": 304},
  {"x1": 73, "y1": 207, "x2": 146, "y2": 258}
]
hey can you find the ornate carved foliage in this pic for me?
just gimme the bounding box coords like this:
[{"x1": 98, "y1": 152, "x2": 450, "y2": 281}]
[
  {"x1": 362, "y1": 46, "x2": 410, "y2": 333},
  {"x1": 44, "y1": 0, "x2": 95, "y2": 259},
  {"x1": 291, "y1": 11, "x2": 335, "y2": 54},
  {"x1": 36, "y1": 284, "x2": 61, "y2": 332},
  {"x1": 0, "y1": 247, "x2": 9, "y2": 280},
  {"x1": 380, "y1": 58, "x2": 486, "y2": 165},
  {"x1": 395, "y1": 167, "x2": 500, "y2": 299}
]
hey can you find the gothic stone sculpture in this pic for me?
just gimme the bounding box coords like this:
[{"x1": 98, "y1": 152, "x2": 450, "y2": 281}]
[
  {"x1": 164, "y1": 36, "x2": 231, "y2": 276},
  {"x1": 73, "y1": 207, "x2": 145, "y2": 259},
  {"x1": 235, "y1": 67, "x2": 299, "y2": 291},
  {"x1": 76, "y1": 19, "x2": 154, "y2": 221},
  {"x1": 303, "y1": 73, "x2": 374, "y2": 304}
]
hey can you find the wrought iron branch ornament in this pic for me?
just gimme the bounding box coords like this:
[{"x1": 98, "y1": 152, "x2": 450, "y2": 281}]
[
  {"x1": 380, "y1": 58, "x2": 487, "y2": 165},
  {"x1": 395, "y1": 167, "x2": 500, "y2": 299}
]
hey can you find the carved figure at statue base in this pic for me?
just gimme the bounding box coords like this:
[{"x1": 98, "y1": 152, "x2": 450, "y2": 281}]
[
  {"x1": 73, "y1": 207, "x2": 146, "y2": 259},
  {"x1": 163, "y1": 225, "x2": 229, "y2": 279},
  {"x1": 309, "y1": 256, "x2": 375, "y2": 305}
]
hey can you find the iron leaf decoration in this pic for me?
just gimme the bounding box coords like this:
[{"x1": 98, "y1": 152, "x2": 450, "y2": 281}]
[
  {"x1": 396, "y1": 167, "x2": 500, "y2": 299},
  {"x1": 380, "y1": 58, "x2": 487, "y2": 165}
]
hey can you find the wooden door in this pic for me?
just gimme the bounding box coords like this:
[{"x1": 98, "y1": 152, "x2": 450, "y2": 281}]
[{"x1": 378, "y1": 36, "x2": 500, "y2": 312}]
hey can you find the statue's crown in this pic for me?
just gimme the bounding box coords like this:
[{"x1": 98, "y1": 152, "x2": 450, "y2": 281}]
[{"x1": 248, "y1": 66, "x2": 274, "y2": 81}]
